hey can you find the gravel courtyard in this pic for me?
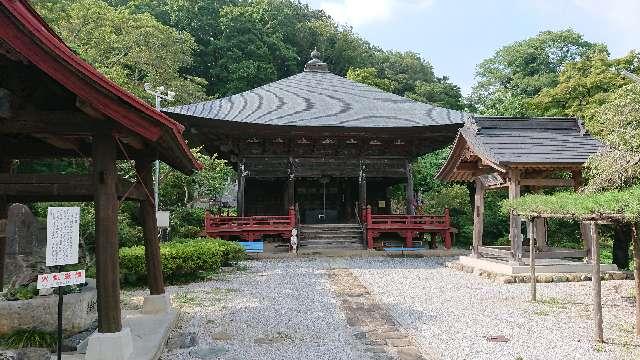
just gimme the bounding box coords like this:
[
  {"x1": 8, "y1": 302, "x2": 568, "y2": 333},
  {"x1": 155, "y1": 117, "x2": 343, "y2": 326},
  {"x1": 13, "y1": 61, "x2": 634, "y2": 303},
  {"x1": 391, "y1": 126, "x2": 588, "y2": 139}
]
[{"x1": 123, "y1": 257, "x2": 639, "y2": 360}]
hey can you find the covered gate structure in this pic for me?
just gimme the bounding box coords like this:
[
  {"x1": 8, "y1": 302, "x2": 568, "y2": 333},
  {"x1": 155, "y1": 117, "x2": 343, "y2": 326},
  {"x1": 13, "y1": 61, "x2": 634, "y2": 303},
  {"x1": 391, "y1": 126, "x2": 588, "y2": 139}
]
[
  {"x1": 165, "y1": 51, "x2": 463, "y2": 250},
  {"x1": 437, "y1": 116, "x2": 606, "y2": 266},
  {"x1": 0, "y1": 1, "x2": 200, "y2": 358}
]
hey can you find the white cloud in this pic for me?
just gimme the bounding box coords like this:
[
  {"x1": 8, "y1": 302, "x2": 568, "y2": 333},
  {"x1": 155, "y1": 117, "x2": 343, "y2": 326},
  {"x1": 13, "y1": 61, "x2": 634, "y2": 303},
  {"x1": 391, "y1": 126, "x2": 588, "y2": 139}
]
[
  {"x1": 572, "y1": 0, "x2": 640, "y2": 34},
  {"x1": 317, "y1": 0, "x2": 434, "y2": 26}
]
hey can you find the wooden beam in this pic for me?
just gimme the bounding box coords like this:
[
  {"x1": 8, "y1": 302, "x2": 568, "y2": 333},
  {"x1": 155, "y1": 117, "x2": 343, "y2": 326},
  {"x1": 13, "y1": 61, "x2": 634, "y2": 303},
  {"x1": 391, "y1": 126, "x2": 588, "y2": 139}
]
[
  {"x1": 509, "y1": 170, "x2": 523, "y2": 264},
  {"x1": 530, "y1": 219, "x2": 537, "y2": 302},
  {"x1": 473, "y1": 178, "x2": 485, "y2": 257},
  {"x1": 581, "y1": 222, "x2": 593, "y2": 263},
  {"x1": 135, "y1": 159, "x2": 164, "y2": 295},
  {"x1": 0, "y1": 174, "x2": 146, "y2": 201},
  {"x1": 590, "y1": 222, "x2": 604, "y2": 343},
  {"x1": 0, "y1": 110, "x2": 96, "y2": 134},
  {"x1": 93, "y1": 132, "x2": 122, "y2": 333},
  {"x1": 359, "y1": 161, "x2": 367, "y2": 211},
  {"x1": 237, "y1": 161, "x2": 246, "y2": 217},
  {"x1": 405, "y1": 160, "x2": 415, "y2": 215},
  {"x1": 533, "y1": 218, "x2": 549, "y2": 252},
  {"x1": 520, "y1": 178, "x2": 574, "y2": 187}
]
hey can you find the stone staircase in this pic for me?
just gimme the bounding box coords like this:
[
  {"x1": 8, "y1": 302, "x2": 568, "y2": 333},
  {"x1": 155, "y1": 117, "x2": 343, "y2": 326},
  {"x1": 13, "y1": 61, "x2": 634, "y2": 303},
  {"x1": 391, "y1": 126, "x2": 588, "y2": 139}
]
[{"x1": 299, "y1": 223, "x2": 364, "y2": 250}]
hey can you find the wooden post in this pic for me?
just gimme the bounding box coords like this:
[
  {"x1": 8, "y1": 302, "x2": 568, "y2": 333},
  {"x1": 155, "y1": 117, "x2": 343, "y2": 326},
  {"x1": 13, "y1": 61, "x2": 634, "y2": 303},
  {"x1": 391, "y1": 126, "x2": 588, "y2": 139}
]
[
  {"x1": 590, "y1": 221, "x2": 604, "y2": 343},
  {"x1": 472, "y1": 178, "x2": 485, "y2": 257},
  {"x1": 135, "y1": 159, "x2": 165, "y2": 296},
  {"x1": 359, "y1": 161, "x2": 367, "y2": 211},
  {"x1": 508, "y1": 170, "x2": 523, "y2": 264},
  {"x1": 581, "y1": 222, "x2": 593, "y2": 263},
  {"x1": 0, "y1": 158, "x2": 8, "y2": 291},
  {"x1": 237, "y1": 161, "x2": 246, "y2": 217},
  {"x1": 366, "y1": 206, "x2": 373, "y2": 249},
  {"x1": 405, "y1": 160, "x2": 415, "y2": 215},
  {"x1": 93, "y1": 133, "x2": 122, "y2": 333},
  {"x1": 632, "y1": 224, "x2": 640, "y2": 337},
  {"x1": 533, "y1": 218, "x2": 548, "y2": 252},
  {"x1": 530, "y1": 217, "x2": 537, "y2": 302}
]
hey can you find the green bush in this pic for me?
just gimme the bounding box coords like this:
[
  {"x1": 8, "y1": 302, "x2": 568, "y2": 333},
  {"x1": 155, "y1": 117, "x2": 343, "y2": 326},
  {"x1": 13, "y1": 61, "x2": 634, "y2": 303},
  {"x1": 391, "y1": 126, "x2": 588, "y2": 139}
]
[
  {"x1": 0, "y1": 329, "x2": 57, "y2": 349},
  {"x1": 3, "y1": 283, "x2": 39, "y2": 301},
  {"x1": 169, "y1": 208, "x2": 206, "y2": 239},
  {"x1": 119, "y1": 238, "x2": 245, "y2": 286}
]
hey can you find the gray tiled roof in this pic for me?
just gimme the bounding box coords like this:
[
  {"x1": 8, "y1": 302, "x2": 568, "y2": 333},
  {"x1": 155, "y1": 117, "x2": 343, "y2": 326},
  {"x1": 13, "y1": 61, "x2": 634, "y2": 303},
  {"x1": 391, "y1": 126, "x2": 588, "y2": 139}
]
[
  {"x1": 163, "y1": 71, "x2": 467, "y2": 127},
  {"x1": 463, "y1": 117, "x2": 602, "y2": 165}
]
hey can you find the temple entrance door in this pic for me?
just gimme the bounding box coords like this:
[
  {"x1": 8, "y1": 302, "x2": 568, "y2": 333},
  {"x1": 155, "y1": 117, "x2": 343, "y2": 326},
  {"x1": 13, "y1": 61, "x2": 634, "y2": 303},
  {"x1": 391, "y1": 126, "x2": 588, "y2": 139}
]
[{"x1": 296, "y1": 178, "x2": 342, "y2": 224}]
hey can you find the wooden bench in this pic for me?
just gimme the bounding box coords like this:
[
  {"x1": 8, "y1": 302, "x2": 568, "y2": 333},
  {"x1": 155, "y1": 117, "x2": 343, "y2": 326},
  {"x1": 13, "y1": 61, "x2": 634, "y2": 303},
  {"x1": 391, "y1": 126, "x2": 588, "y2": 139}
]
[{"x1": 239, "y1": 241, "x2": 264, "y2": 253}]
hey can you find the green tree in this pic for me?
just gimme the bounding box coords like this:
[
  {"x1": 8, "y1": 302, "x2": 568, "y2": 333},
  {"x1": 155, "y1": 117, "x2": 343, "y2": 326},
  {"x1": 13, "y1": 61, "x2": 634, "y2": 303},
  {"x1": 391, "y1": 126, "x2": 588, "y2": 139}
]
[
  {"x1": 532, "y1": 49, "x2": 640, "y2": 117},
  {"x1": 471, "y1": 29, "x2": 601, "y2": 116},
  {"x1": 584, "y1": 83, "x2": 640, "y2": 192},
  {"x1": 346, "y1": 67, "x2": 397, "y2": 93},
  {"x1": 33, "y1": 0, "x2": 207, "y2": 105}
]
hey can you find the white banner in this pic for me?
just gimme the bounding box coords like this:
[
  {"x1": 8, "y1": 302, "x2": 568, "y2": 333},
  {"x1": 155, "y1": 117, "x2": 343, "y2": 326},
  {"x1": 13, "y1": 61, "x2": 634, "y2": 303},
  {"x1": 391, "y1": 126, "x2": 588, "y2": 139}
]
[
  {"x1": 37, "y1": 270, "x2": 86, "y2": 289},
  {"x1": 46, "y1": 207, "x2": 81, "y2": 266}
]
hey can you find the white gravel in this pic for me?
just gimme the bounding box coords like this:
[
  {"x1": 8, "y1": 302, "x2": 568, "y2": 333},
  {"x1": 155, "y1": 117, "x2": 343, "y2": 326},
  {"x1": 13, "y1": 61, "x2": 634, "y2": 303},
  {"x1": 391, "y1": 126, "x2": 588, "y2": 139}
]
[
  {"x1": 123, "y1": 257, "x2": 639, "y2": 360},
  {"x1": 148, "y1": 259, "x2": 370, "y2": 360},
  {"x1": 346, "y1": 257, "x2": 639, "y2": 360}
]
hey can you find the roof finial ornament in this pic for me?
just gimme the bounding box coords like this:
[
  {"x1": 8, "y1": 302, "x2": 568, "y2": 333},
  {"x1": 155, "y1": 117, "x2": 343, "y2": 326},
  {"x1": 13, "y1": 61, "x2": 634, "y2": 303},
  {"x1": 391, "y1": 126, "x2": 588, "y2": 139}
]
[
  {"x1": 305, "y1": 46, "x2": 329, "y2": 73},
  {"x1": 311, "y1": 47, "x2": 321, "y2": 60}
]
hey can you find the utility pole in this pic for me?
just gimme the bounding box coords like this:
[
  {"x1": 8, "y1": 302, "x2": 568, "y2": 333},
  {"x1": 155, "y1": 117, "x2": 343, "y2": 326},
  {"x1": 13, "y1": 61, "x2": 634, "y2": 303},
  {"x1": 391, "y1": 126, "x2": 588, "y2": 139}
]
[{"x1": 144, "y1": 83, "x2": 175, "y2": 212}]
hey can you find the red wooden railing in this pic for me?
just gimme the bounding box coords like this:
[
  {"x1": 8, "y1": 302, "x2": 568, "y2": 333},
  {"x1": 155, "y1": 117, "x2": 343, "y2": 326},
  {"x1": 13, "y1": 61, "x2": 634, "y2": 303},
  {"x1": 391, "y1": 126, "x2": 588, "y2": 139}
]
[
  {"x1": 363, "y1": 206, "x2": 452, "y2": 250},
  {"x1": 204, "y1": 207, "x2": 296, "y2": 241}
]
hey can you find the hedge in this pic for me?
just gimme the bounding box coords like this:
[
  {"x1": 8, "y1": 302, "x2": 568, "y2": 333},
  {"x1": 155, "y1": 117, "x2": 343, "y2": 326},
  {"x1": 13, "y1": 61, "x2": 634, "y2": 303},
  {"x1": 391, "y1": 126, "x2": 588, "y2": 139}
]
[{"x1": 119, "y1": 238, "x2": 245, "y2": 286}]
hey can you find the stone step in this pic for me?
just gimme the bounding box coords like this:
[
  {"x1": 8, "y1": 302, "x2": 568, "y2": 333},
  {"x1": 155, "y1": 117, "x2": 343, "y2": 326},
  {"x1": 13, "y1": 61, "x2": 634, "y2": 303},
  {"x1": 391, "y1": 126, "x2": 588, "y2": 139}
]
[
  {"x1": 300, "y1": 231, "x2": 362, "y2": 237},
  {"x1": 299, "y1": 224, "x2": 362, "y2": 230},
  {"x1": 300, "y1": 243, "x2": 364, "y2": 249},
  {"x1": 300, "y1": 239, "x2": 362, "y2": 245}
]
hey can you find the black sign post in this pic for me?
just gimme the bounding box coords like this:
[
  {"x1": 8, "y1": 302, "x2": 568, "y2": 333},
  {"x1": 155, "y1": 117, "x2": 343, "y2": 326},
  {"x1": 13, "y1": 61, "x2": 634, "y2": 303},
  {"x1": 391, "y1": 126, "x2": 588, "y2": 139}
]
[{"x1": 57, "y1": 265, "x2": 63, "y2": 360}]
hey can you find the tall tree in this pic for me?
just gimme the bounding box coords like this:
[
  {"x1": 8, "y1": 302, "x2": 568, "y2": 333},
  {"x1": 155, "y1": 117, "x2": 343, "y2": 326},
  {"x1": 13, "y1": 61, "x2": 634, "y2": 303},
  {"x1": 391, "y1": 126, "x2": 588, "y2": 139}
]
[
  {"x1": 532, "y1": 49, "x2": 640, "y2": 117},
  {"x1": 471, "y1": 29, "x2": 601, "y2": 116},
  {"x1": 33, "y1": 0, "x2": 207, "y2": 104}
]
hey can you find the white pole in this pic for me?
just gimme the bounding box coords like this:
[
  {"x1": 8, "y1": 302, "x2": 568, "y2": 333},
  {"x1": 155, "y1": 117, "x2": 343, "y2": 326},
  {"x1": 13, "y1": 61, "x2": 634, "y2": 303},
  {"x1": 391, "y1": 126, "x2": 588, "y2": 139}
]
[{"x1": 144, "y1": 84, "x2": 175, "y2": 213}]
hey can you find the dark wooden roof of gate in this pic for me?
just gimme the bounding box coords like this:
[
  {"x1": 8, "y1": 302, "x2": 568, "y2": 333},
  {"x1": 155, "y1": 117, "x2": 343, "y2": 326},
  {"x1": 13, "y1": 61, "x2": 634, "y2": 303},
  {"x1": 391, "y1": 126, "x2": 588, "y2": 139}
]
[
  {"x1": 164, "y1": 57, "x2": 467, "y2": 128},
  {"x1": 437, "y1": 117, "x2": 602, "y2": 181},
  {"x1": 0, "y1": 0, "x2": 200, "y2": 174}
]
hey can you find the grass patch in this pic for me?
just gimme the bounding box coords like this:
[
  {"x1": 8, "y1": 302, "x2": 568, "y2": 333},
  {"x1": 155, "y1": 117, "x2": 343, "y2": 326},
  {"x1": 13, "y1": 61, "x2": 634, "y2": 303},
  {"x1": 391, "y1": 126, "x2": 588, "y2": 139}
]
[
  {"x1": 540, "y1": 297, "x2": 568, "y2": 310},
  {"x1": 172, "y1": 293, "x2": 199, "y2": 306},
  {"x1": 0, "y1": 329, "x2": 57, "y2": 349}
]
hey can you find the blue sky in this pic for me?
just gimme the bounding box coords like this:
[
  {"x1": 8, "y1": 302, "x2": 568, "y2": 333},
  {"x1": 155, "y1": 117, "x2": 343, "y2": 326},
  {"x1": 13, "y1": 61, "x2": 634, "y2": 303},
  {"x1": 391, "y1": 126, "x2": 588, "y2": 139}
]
[{"x1": 301, "y1": 0, "x2": 640, "y2": 95}]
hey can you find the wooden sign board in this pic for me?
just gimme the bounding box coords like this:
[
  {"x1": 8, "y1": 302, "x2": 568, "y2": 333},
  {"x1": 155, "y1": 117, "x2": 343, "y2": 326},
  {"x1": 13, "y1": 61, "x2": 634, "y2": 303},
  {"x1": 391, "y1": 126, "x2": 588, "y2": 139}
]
[
  {"x1": 46, "y1": 207, "x2": 80, "y2": 266},
  {"x1": 37, "y1": 270, "x2": 85, "y2": 289}
]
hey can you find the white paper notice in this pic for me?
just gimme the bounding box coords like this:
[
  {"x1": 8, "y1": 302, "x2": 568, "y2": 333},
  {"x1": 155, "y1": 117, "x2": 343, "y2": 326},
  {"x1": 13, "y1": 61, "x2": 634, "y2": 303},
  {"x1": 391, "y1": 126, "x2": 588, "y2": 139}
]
[{"x1": 46, "y1": 207, "x2": 81, "y2": 266}]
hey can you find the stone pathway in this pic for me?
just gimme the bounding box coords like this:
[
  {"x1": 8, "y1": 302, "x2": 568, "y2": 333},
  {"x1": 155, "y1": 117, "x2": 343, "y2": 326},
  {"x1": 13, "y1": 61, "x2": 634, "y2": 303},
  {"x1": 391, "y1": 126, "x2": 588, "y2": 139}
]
[{"x1": 328, "y1": 268, "x2": 433, "y2": 360}]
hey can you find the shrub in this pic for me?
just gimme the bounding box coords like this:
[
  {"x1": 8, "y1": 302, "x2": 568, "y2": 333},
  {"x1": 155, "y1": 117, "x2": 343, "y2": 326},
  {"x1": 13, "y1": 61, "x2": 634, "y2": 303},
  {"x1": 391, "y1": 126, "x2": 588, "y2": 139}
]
[
  {"x1": 3, "y1": 283, "x2": 39, "y2": 301},
  {"x1": 0, "y1": 329, "x2": 57, "y2": 349},
  {"x1": 119, "y1": 238, "x2": 245, "y2": 286}
]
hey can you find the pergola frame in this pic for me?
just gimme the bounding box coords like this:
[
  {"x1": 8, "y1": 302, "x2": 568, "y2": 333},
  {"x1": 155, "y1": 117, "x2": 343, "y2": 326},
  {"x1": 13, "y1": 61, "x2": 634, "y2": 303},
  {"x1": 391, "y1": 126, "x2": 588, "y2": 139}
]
[{"x1": 523, "y1": 213, "x2": 640, "y2": 342}]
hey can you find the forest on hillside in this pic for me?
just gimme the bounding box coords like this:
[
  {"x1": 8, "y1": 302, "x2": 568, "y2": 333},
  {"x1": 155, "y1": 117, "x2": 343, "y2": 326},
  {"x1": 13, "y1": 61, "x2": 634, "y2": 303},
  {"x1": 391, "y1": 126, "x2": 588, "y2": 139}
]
[{"x1": 24, "y1": 0, "x2": 640, "y2": 267}]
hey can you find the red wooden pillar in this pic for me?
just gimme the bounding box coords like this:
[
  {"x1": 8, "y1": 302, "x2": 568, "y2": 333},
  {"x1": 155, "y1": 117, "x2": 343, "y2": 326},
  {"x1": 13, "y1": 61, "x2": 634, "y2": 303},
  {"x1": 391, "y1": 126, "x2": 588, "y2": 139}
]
[
  {"x1": 404, "y1": 231, "x2": 413, "y2": 248},
  {"x1": 288, "y1": 206, "x2": 296, "y2": 227},
  {"x1": 366, "y1": 206, "x2": 373, "y2": 249},
  {"x1": 135, "y1": 158, "x2": 165, "y2": 296},
  {"x1": 444, "y1": 208, "x2": 452, "y2": 249},
  {"x1": 93, "y1": 132, "x2": 122, "y2": 333}
]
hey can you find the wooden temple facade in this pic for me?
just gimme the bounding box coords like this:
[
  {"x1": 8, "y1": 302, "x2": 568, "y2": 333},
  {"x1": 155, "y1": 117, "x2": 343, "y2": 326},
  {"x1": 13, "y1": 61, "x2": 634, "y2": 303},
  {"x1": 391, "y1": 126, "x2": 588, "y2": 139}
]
[
  {"x1": 437, "y1": 116, "x2": 602, "y2": 263},
  {"x1": 0, "y1": 0, "x2": 200, "y2": 344},
  {"x1": 165, "y1": 51, "x2": 465, "y2": 248}
]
